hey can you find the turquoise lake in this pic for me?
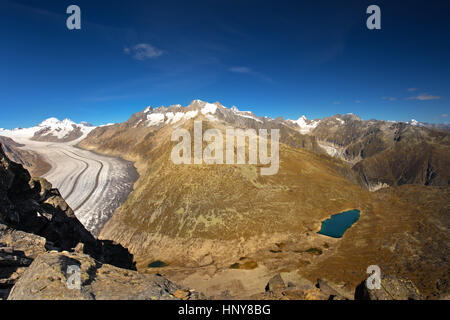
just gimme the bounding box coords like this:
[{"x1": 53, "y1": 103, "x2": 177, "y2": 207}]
[{"x1": 317, "y1": 209, "x2": 360, "y2": 238}]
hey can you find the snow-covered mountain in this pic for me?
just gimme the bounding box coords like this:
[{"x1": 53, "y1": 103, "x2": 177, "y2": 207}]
[
  {"x1": 119, "y1": 99, "x2": 450, "y2": 139},
  {"x1": 287, "y1": 115, "x2": 320, "y2": 134},
  {"x1": 409, "y1": 119, "x2": 422, "y2": 127},
  {"x1": 408, "y1": 119, "x2": 450, "y2": 131},
  {"x1": 128, "y1": 100, "x2": 266, "y2": 129},
  {"x1": 0, "y1": 117, "x2": 96, "y2": 143}
]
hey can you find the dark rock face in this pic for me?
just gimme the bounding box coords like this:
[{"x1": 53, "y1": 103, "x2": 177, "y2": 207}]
[{"x1": 0, "y1": 224, "x2": 48, "y2": 299}]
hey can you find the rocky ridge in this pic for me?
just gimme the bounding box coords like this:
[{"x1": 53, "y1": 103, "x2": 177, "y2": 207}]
[{"x1": 0, "y1": 136, "x2": 50, "y2": 177}]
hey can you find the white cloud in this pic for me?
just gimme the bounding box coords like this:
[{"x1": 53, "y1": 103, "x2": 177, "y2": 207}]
[
  {"x1": 407, "y1": 93, "x2": 441, "y2": 101},
  {"x1": 124, "y1": 43, "x2": 163, "y2": 60},
  {"x1": 333, "y1": 101, "x2": 341, "y2": 105},
  {"x1": 355, "y1": 100, "x2": 361, "y2": 104},
  {"x1": 442, "y1": 113, "x2": 448, "y2": 118},
  {"x1": 388, "y1": 97, "x2": 397, "y2": 101},
  {"x1": 408, "y1": 88, "x2": 418, "y2": 92}
]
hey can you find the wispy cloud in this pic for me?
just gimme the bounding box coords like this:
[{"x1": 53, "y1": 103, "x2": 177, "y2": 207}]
[
  {"x1": 407, "y1": 93, "x2": 441, "y2": 101},
  {"x1": 228, "y1": 66, "x2": 273, "y2": 83},
  {"x1": 408, "y1": 88, "x2": 418, "y2": 92},
  {"x1": 442, "y1": 113, "x2": 448, "y2": 118},
  {"x1": 124, "y1": 43, "x2": 163, "y2": 60},
  {"x1": 382, "y1": 96, "x2": 397, "y2": 101},
  {"x1": 333, "y1": 101, "x2": 341, "y2": 105},
  {"x1": 355, "y1": 100, "x2": 361, "y2": 104},
  {"x1": 229, "y1": 66, "x2": 252, "y2": 74}
]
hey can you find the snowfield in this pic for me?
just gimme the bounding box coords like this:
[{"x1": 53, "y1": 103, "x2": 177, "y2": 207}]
[
  {"x1": 0, "y1": 117, "x2": 96, "y2": 141},
  {"x1": 2, "y1": 133, "x2": 137, "y2": 236}
]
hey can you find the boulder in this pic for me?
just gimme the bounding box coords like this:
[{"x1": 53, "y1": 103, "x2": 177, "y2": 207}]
[
  {"x1": 265, "y1": 274, "x2": 286, "y2": 293},
  {"x1": 316, "y1": 278, "x2": 352, "y2": 300}
]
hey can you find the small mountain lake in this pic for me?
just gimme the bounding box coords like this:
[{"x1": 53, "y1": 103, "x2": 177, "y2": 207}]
[{"x1": 317, "y1": 209, "x2": 360, "y2": 238}]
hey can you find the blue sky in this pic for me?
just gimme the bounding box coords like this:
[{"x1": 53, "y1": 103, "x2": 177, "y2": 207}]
[{"x1": 1, "y1": 0, "x2": 449, "y2": 128}]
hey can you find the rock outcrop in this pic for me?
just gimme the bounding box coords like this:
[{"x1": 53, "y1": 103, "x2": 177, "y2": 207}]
[
  {"x1": 8, "y1": 251, "x2": 201, "y2": 300},
  {"x1": 0, "y1": 224, "x2": 47, "y2": 299},
  {"x1": 355, "y1": 274, "x2": 423, "y2": 300}
]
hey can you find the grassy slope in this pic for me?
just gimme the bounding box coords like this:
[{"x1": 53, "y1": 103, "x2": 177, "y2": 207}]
[{"x1": 79, "y1": 117, "x2": 449, "y2": 298}]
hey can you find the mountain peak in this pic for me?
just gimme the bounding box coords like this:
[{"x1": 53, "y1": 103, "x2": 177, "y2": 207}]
[
  {"x1": 39, "y1": 117, "x2": 61, "y2": 127},
  {"x1": 287, "y1": 115, "x2": 320, "y2": 134},
  {"x1": 38, "y1": 117, "x2": 78, "y2": 128}
]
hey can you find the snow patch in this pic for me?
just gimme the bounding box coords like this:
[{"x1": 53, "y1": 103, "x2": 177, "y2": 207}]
[
  {"x1": 201, "y1": 103, "x2": 218, "y2": 115},
  {"x1": 146, "y1": 113, "x2": 165, "y2": 126},
  {"x1": 368, "y1": 182, "x2": 390, "y2": 192},
  {"x1": 409, "y1": 119, "x2": 424, "y2": 127},
  {"x1": 230, "y1": 105, "x2": 263, "y2": 123},
  {"x1": 172, "y1": 112, "x2": 185, "y2": 123},
  {"x1": 184, "y1": 110, "x2": 199, "y2": 120}
]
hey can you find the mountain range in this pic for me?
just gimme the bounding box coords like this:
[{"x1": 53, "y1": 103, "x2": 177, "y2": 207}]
[
  {"x1": 76, "y1": 100, "x2": 449, "y2": 298},
  {"x1": 1, "y1": 100, "x2": 449, "y2": 299}
]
